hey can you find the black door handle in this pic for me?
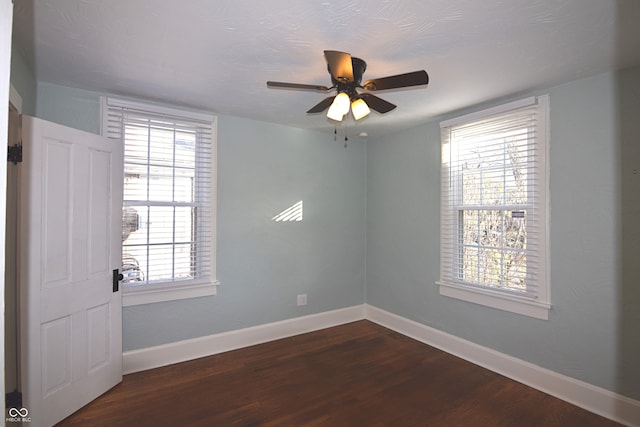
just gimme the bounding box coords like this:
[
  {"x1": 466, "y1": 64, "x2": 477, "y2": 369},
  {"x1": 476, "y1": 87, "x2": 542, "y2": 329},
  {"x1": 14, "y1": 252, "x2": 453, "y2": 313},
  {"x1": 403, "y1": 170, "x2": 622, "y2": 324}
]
[{"x1": 113, "y1": 269, "x2": 124, "y2": 292}]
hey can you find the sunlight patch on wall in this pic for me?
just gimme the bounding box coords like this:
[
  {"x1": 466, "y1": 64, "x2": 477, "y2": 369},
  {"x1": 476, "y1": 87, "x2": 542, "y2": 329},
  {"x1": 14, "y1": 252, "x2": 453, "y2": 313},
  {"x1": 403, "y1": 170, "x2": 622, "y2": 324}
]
[{"x1": 272, "y1": 200, "x2": 303, "y2": 222}]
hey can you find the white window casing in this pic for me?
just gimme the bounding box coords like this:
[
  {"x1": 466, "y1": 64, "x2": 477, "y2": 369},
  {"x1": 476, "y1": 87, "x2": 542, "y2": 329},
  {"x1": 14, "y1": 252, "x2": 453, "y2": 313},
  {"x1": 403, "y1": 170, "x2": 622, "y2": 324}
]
[
  {"x1": 101, "y1": 97, "x2": 218, "y2": 306},
  {"x1": 438, "y1": 95, "x2": 550, "y2": 320}
]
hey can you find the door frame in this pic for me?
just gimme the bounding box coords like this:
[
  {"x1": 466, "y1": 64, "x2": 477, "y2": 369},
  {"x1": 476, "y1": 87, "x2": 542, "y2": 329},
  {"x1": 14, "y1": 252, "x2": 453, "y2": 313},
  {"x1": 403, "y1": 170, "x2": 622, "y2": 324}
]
[
  {"x1": 2, "y1": 1, "x2": 15, "y2": 416},
  {"x1": 5, "y1": 84, "x2": 23, "y2": 407}
]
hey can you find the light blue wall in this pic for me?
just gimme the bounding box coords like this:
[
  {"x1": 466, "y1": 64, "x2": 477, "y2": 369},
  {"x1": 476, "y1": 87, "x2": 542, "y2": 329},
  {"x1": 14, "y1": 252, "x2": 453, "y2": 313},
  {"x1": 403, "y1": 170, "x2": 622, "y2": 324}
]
[
  {"x1": 366, "y1": 68, "x2": 640, "y2": 400},
  {"x1": 36, "y1": 82, "x2": 101, "y2": 134},
  {"x1": 20, "y1": 60, "x2": 639, "y2": 401},
  {"x1": 124, "y1": 116, "x2": 367, "y2": 349},
  {"x1": 31, "y1": 82, "x2": 367, "y2": 351},
  {"x1": 616, "y1": 66, "x2": 640, "y2": 401},
  {"x1": 9, "y1": 44, "x2": 36, "y2": 115}
]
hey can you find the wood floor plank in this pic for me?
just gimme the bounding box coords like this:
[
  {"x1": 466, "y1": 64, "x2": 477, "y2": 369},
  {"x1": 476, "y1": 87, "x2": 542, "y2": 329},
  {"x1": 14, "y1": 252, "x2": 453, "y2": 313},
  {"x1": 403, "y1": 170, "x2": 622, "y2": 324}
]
[{"x1": 56, "y1": 320, "x2": 620, "y2": 426}]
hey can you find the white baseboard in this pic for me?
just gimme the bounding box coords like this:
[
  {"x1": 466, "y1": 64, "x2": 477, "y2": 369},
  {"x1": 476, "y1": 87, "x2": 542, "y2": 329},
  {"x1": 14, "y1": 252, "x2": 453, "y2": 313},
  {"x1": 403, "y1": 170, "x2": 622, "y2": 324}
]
[
  {"x1": 122, "y1": 303, "x2": 639, "y2": 426},
  {"x1": 123, "y1": 304, "x2": 365, "y2": 375},
  {"x1": 365, "y1": 304, "x2": 640, "y2": 427}
]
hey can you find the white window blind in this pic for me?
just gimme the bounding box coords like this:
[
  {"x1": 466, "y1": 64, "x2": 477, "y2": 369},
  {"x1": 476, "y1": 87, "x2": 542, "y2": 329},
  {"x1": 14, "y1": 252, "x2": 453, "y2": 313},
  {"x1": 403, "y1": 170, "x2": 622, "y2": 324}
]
[
  {"x1": 439, "y1": 96, "x2": 550, "y2": 319},
  {"x1": 102, "y1": 97, "x2": 217, "y2": 304}
]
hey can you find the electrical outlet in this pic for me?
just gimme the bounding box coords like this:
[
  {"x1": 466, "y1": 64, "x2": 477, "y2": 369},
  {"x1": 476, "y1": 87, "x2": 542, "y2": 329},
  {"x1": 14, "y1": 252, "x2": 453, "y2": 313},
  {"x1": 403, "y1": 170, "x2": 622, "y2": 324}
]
[{"x1": 297, "y1": 294, "x2": 307, "y2": 306}]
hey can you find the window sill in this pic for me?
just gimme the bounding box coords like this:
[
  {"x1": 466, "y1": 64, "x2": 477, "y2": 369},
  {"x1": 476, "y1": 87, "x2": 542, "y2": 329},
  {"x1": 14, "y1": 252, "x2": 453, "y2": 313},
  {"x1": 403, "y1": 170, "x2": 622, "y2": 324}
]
[
  {"x1": 437, "y1": 281, "x2": 550, "y2": 320},
  {"x1": 122, "y1": 279, "x2": 220, "y2": 306}
]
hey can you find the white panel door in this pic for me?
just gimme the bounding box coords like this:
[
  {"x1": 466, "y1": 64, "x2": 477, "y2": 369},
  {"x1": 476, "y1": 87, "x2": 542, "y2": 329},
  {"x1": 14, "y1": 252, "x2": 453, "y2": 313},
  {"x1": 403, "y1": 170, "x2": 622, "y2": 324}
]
[{"x1": 20, "y1": 116, "x2": 123, "y2": 427}]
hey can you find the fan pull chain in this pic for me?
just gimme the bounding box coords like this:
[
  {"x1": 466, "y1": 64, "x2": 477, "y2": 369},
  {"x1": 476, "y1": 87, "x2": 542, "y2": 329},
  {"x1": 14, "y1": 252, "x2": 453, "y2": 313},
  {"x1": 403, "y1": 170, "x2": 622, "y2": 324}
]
[
  {"x1": 344, "y1": 123, "x2": 348, "y2": 148},
  {"x1": 331, "y1": 125, "x2": 349, "y2": 148}
]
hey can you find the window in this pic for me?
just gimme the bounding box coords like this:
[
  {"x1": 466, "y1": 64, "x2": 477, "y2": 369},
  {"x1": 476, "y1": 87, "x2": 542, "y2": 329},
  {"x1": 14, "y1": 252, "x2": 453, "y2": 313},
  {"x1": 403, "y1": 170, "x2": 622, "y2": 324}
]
[
  {"x1": 438, "y1": 96, "x2": 550, "y2": 319},
  {"x1": 101, "y1": 97, "x2": 218, "y2": 306}
]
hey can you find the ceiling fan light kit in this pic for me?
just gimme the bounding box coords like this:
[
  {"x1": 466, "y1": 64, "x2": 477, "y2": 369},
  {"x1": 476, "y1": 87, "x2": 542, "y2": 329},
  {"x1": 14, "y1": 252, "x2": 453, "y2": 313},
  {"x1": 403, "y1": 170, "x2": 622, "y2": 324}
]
[
  {"x1": 326, "y1": 101, "x2": 347, "y2": 121},
  {"x1": 350, "y1": 98, "x2": 371, "y2": 121},
  {"x1": 267, "y1": 50, "x2": 429, "y2": 123},
  {"x1": 331, "y1": 92, "x2": 351, "y2": 117}
]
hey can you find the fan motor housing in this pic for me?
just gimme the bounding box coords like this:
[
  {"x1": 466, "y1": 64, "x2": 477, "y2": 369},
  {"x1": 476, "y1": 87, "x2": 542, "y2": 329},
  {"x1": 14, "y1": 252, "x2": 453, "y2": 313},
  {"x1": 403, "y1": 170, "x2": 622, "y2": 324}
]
[
  {"x1": 331, "y1": 57, "x2": 367, "y2": 100},
  {"x1": 329, "y1": 57, "x2": 367, "y2": 87}
]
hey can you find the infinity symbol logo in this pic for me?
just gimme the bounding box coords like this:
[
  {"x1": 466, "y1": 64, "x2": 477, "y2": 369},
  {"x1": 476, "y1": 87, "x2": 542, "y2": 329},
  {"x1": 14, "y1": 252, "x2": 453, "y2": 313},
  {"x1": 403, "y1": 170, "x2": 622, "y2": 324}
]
[{"x1": 8, "y1": 407, "x2": 28, "y2": 417}]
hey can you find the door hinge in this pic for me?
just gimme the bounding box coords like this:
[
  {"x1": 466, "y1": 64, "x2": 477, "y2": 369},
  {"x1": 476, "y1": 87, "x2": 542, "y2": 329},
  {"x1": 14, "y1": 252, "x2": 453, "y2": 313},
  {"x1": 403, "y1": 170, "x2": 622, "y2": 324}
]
[
  {"x1": 7, "y1": 144, "x2": 22, "y2": 164},
  {"x1": 112, "y1": 269, "x2": 124, "y2": 293}
]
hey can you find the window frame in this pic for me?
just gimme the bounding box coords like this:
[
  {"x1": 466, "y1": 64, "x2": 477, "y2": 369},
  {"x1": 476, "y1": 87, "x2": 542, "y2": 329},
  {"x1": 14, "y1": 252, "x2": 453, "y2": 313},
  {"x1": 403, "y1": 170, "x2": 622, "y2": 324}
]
[
  {"x1": 101, "y1": 96, "x2": 219, "y2": 306},
  {"x1": 437, "y1": 95, "x2": 550, "y2": 320}
]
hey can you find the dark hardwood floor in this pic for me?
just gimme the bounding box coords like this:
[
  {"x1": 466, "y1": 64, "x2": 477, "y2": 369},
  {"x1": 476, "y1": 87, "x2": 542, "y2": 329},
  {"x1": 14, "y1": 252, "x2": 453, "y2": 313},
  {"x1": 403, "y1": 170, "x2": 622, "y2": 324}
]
[{"x1": 57, "y1": 320, "x2": 619, "y2": 426}]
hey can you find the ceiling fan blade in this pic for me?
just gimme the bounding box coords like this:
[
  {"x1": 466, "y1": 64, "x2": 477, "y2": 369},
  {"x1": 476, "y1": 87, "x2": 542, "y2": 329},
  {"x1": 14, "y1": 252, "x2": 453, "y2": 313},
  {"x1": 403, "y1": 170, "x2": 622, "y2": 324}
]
[
  {"x1": 362, "y1": 70, "x2": 429, "y2": 91},
  {"x1": 306, "y1": 96, "x2": 336, "y2": 114},
  {"x1": 324, "y1": 50, "x2": 354, "y2": 83},
  {"x1": 360, "y1": 93, "x2": 397, "y2": 114},
  {"x1": 267, "y1": 81, "x2": 330, "y2": 91}
]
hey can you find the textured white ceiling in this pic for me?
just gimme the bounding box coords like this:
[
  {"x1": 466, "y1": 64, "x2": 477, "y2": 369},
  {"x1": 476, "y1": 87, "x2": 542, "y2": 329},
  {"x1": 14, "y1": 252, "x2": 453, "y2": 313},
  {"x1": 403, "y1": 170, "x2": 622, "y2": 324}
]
[{"x1": 12, "y1": 0, "x2": 640, "y2": 138}]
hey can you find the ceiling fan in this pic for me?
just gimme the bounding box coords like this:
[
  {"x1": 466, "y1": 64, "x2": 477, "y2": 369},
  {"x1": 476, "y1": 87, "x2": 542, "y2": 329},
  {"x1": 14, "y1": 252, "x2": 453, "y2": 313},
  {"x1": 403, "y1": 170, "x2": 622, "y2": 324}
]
[{"x1": 267, "y1": 50, "x2": 429, "y2": 122}]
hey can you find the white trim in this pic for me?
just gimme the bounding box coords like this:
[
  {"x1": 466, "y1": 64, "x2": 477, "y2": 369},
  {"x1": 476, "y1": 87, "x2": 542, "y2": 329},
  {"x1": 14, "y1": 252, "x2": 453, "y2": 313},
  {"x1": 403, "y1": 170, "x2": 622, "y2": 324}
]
[
  {"x1": 122, "y1": 280, "x2": 220, "y2": 306},
  {"x1": 121, "y1": 303, "x2": 639, "y2": 425},
  {"x1": 101, "y1": 96, "x2": 214, "y2": 123},
  {"x1": 1, "y1": 0, "x2": 13, "y2": 417},
  {"x1": 123, "y1": 305, "x2": 366, "y2": 374},
  {"x1": 209, "y1": 118, "x2": 219, "y2": 295},
  {"x1": 439, "y1": 94, "x2": 550, "y2": 319},
  {"x1": 440, "y1": 96, "x2": 537, "y2": 128},
  {"x1": 101, "y1": 95, "x2": 219, "y2": 305},
  {"x1": 365, "y1": 304, "x2": 640, "y2": 427},
  {"x1": 541, "y1": 93, "x2": 552, "y2": 304},
  {"x1": 438, "y1": 281, "x2": 550, "y2": 320}
]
